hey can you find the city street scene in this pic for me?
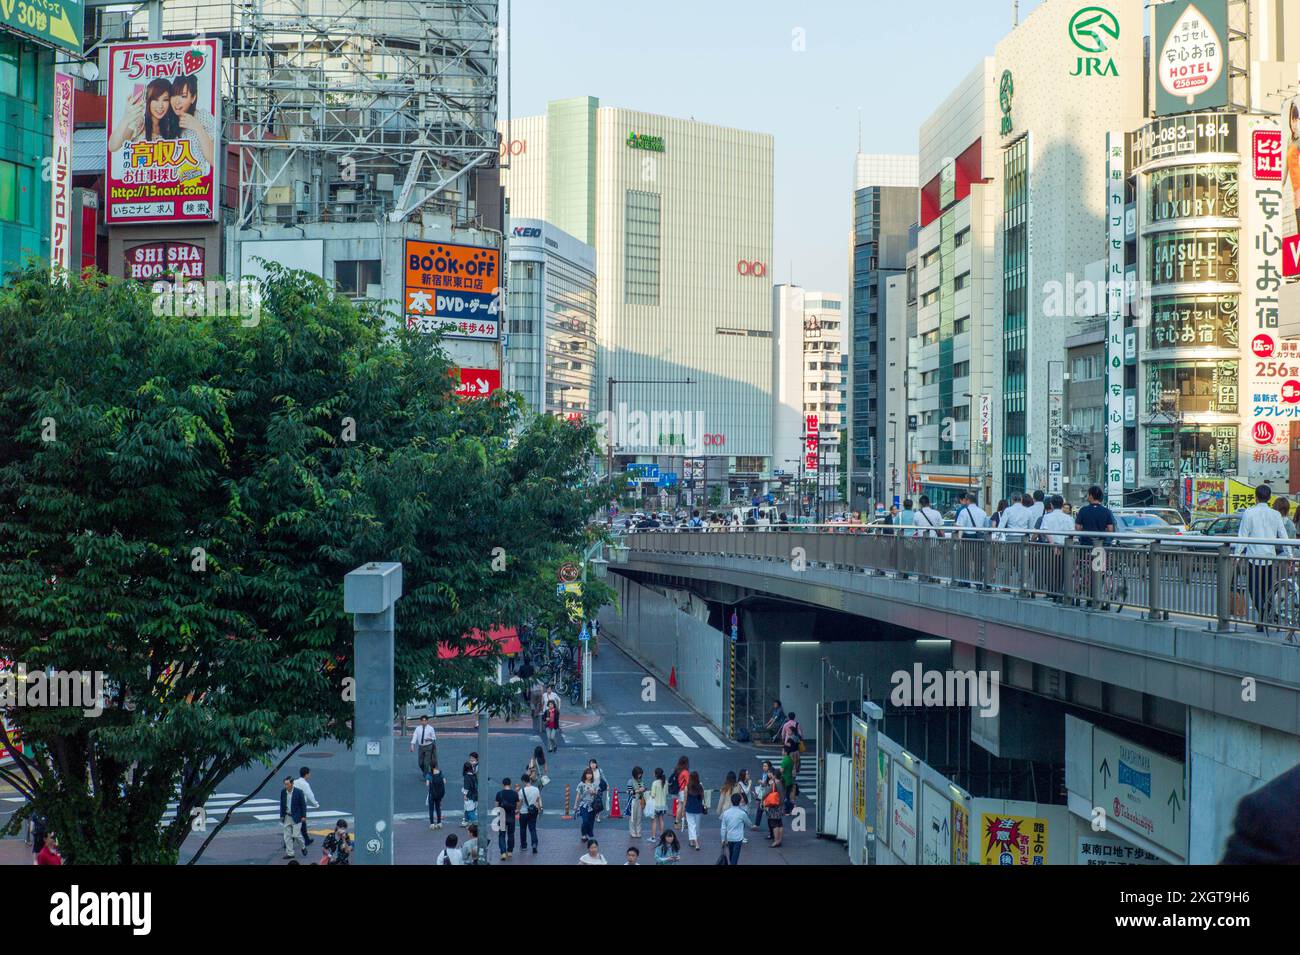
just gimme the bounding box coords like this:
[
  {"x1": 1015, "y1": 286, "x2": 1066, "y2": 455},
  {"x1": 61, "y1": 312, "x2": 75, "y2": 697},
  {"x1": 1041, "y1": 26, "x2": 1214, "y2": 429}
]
[{"x1": 0, "y1": 0, "x2": 1292, "y2": 932}]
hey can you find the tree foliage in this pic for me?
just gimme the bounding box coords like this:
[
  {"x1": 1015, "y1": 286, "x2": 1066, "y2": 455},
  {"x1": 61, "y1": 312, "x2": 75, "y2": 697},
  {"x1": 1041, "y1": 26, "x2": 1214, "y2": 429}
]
[{"x1": 0, "y1": 265, "x2": 611, "y2": 863}]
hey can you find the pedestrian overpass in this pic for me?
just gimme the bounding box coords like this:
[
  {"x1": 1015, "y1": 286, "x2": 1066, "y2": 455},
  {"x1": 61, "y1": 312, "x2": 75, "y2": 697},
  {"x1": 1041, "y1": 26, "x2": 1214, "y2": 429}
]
[{"x1": 597, "y1": 527, "x2": 1300, "y2": 864}]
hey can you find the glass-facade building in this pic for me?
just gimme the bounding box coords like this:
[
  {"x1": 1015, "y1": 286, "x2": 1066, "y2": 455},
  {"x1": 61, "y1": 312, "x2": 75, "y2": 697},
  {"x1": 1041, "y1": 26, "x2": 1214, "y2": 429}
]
[
  {"x1": 504, "y1": 218, "x2": 597, "y2": 420},
  {"x1": 0, "y1": 34, "x2": 53, "y2": 271}
]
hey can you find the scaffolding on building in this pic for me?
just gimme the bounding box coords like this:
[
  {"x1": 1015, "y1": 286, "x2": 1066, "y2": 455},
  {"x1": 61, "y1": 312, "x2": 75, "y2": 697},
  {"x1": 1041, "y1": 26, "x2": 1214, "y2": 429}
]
[
  {"x1": 92, "y1": 0, "x2": 501, "y2": 231},
  {"x1": 228, "y1": 0, "x2": 499, "y2": 229}
]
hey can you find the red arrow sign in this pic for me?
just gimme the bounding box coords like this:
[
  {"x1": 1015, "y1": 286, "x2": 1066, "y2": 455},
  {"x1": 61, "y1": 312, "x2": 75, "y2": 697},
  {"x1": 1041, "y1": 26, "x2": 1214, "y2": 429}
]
[{"x1": 454, "y1": 367, "x2": 501, "y2": 398}]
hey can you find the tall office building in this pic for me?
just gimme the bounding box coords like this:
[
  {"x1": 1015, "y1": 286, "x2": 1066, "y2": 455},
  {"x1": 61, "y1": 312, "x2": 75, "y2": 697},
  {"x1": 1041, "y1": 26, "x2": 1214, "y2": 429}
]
[
  {"x1": 912, "y1": 0, "x2": 1143, "y2": 510},
  {"x1": 774, "y1": 286, "x2": 847, "y2": 513},
  {"x1": 503, "y1": 219, "x2": 597, "y2": 419},
  {"x1": 499, "y1": 98, "x2": 774, "y2": 498},
  {"x1": 849, "y1": 158, "x2": 917, "y2": 510}
]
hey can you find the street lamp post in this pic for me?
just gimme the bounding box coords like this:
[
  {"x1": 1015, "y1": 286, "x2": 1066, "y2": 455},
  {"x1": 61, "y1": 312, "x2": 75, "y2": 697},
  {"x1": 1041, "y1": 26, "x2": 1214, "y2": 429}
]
[{"x1": 962, "y1": 391, "x2": 975, "y2": 500}]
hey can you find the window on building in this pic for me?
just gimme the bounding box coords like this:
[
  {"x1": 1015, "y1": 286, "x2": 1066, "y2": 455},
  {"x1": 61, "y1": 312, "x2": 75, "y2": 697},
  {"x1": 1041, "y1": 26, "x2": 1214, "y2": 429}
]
[
  {"x1": 954, "y1": 228, "x2": 970, "y2": 248},
  {"x1": 1070, "y1": 354, "x2": 1103, "y2": 381},
  {"x1": 920, "y1": 289, "x2": 939, "y2": 307},
  {"x1": 921, "y1": 249, "x2": 940, "y2": 269},
  {"x1": 625, "y1": 190, "x2": 661, "y2": 305},
  {"x1": 953, "y1": 360, "x2": 970, "y2": 379},
  {"x1": 0, "y1": 40, "x2": 36, "y2": 101},
  {"x1": 954, "y1": 316, "x2": 969, "y2": 335},
  {"x1": 954, "y1": 272, "x2": 970, "y2": 291},
  {"x1": 921, "y1": 330, "x2": 939, "y2": 346},
  {"x1": 334, "y1": 260, "x2": 382, "y2": 298},
  {"x1": 920, "y1": 370, "x2": 939, "y2": 386}
]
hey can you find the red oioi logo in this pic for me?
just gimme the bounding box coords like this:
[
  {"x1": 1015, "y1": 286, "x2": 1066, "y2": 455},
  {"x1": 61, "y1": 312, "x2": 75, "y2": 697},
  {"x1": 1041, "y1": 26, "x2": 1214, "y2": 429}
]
[
  {"x1": 499, "y1": 139, "x2": 527, "y2": 157},
  {"x1": 703, "y1": 433, "x2": 726, "y2": 446},
  {"x1": 737, "y1": 260, "x2": 767, "y2": 277},
  {"x1": 1254, "y1": 421, "x2": 1276, "y2": 445},
  {"x1": 1253, "y1": 334, "x2": 1276, "y2": 357}
]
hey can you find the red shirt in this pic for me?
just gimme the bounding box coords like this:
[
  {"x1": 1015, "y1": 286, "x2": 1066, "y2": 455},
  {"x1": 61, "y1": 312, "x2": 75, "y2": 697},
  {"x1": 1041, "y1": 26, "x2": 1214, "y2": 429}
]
[
  {"x1": 677, "y1": 770, "x2": 689, "y2": 794},
  {"x1": 36, "y1": 846, "x2": 62, "y2": 866}
]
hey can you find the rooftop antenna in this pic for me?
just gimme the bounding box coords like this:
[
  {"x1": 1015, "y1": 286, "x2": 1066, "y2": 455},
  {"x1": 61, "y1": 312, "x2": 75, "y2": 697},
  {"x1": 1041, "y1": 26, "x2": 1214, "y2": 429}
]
[{"x1": 1013, "y1": 1, "x2": 1019, "y2": 27}]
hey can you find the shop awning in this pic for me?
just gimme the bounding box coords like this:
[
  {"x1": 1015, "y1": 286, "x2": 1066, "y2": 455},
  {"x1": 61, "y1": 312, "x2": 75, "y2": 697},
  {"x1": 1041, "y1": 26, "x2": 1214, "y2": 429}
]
[{"x1": 437, "y1": 626, "x2": 521, "y2": 660}]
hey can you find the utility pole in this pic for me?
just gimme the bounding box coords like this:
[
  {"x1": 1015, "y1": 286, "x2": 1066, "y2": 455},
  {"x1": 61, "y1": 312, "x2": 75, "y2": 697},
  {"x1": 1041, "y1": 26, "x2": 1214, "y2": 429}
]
[{"x1": 344, "y1": 561, "x2": 403, "y2": 866}]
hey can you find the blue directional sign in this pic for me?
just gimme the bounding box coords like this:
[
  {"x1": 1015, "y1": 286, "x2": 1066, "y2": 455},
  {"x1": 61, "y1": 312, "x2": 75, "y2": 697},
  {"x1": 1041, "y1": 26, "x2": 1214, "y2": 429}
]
[
  {"x1": 626, "y1": 462, "x2": 660, "y2": 480},
  {"x1": 579, "y1": 623, "x2": 590, "y2": 643}
]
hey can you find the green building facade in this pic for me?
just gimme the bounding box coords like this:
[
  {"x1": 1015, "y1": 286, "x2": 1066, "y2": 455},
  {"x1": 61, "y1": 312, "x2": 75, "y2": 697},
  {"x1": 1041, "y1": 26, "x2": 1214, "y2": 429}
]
[{"x1": 0, "y1": 34, "x2": 54, "y2": 272}]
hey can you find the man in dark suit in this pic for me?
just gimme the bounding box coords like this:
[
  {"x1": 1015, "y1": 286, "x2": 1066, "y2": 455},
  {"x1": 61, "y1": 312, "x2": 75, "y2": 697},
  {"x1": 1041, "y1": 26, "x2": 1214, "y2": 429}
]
[
  {"x1": 1221, "y1": 765, "x2": 1300, "y2": 864},
  {"x1": 279, "y1": 776, "x2": 308, "y2": 859}
]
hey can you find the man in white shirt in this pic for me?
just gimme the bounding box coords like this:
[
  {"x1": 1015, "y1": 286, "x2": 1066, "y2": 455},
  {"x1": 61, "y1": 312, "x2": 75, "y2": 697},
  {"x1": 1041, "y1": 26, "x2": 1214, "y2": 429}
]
[
  {"x1": 1236, "y1": 484, "x2": 1292, "y2": 632},
  {"x1": 955, "y1": 491, "x2": 991, "y2": 588},
  {"x1": 1026, "y1": 490, "x2": 1046, "y2": 528},
  {"x1": 1038, "y1": 495, "x2": 1078, "y2": 602},
  {"x1": 410, "y1": 714, "x2": 437, "y2": 775},
  {"x1": 519, "y1": 776, "x2": 542, "y2": 854},
  {"x1": 720, "y1": 793, "x2": 750, "y2": 865},
  {"x1": 293, "y1": 766, "x2": 320, "y2": 847},
  {"x1": 914, "y1": 495, "x2": 945, "y2": 539},
  {"x1": 1000, "y1": 493, "x2": 1033, "y2": 539}
]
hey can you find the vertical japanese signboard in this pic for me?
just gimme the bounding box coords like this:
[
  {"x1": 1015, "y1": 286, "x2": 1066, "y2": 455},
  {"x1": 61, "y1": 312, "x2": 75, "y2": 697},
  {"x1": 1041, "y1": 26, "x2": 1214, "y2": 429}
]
[
  {"x1": 805, "y1": 413, "x2": 819, "y2": 473},
  {"x1": 105, "y1": 40, "x2": 222, "y2": 224},
  {"x1": 50, "y1": 70, "x2": 73, "y2": 281},
  {"x1": 1245, "y1": 115, "x2": 1289, "y2": 485},
  {"x1": 1048, "y1": 360, "x2": 1063, "y2": 493},
  {"x1": 404, "y1": 240, "x2": 502, "y2": 339},
  {"x1": 1154, "y1": 0, "x2": 1229, "y2": 117},
  {"x1": 1105, "y1": 132, "x2": 1126, "y2": 506}
]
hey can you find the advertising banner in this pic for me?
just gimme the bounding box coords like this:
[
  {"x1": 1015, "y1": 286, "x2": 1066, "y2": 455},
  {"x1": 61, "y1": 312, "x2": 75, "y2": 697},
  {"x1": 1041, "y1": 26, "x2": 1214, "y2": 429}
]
[
  {"x1": 123, "y1": 241, "x2": 205, "y2": 283},
  {"x1": 1078, "y1": 833, "x2": 1164, "y2": 865},
  {"x1": 1128, "y1": 113, "x2": 1236, "y2": 170},
  {"x1": 1092, "y1": 726, "x2": 1187, "y2": 860},
  {"x1": 454, "y1": 367, "x2": 501, "y2": 399},
  {"x1": 1244, "y1": 114, "x2": 1290, "y2": 484},
  {"x1": 980, "y1": 812, "x2": 1048, "y2": 865},
  {"x1": 1278, "y1": 96, "x2": 1300, "y2": 339},
  {"x1": 852, "y1": 725, "x2": 867, "y2": 824},
  {"x1": 1154, "y1": 0, "x2": 1229, "y2": 116},
  {"x1": 106, "y1": 39, "x2": 222, "y2": 225},
  {"x1": 876, "y1": 750, "x2": 890, "y2": 849},
  {"x1": 404, "y1": 240, "x2": 501, "y2": 339},
  {"x1": 1105, "y1": 131, "x2": 1125, "y2": 507},
  {"x1": 0, "y1": 0, "x2": 82, "y2": 53},
  {"x1": 890, "y1": 762, "x2": 917, "y2": 864},
  {"x1": 952, "y1": 801, "x2": 970, "y2": 865},
  {"x1": 50, "y1": 70, "x2": 73, "y2": 279},
  {"x1": 804, "y1": 413, "x2": 819, "y2": 473},
  {"x1": 978, "y1": 393, "x2": 991, "y2": 446}
]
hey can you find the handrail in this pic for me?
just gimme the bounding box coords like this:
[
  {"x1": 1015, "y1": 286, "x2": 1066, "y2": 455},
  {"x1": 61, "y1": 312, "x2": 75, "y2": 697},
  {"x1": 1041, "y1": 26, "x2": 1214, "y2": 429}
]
[{"x1": 615, "y1": 526, "x2": 1300, "y2": 640}]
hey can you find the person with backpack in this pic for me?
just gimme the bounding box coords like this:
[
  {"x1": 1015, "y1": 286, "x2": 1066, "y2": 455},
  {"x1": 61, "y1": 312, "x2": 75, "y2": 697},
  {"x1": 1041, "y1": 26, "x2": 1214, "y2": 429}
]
[
  {"x1": 670, "y1": 756, "x2": 690, "y2": 829},
  {"x1": 914, "y1": 494, "x2": 945, "y2": 540},
  {"x1": 647, "y1": 767, "x2": 669, "y2": 843},
  {"x1": 519, "y1": 772, "x2": 542, "y2": 855},
  {"x1": 436, "y1": 832, "x2": 464, "y2": 865},
  {"x1": 762, "y1": 769, "x2": 785, "y2": 848},
  {"x1": 461, "y1": 760, "x2": 478, "y2": 826},
  {"x1": 955, "y1": 490, "x2": 991, "y2": 588},
  {"x1": 426, "y1": 760, "x2": 446, "y2": 829},
  {"x1": 321, "y1": 819, "x2": 352, "y2": 865},
  {"x1": 494, "y1": 777, "x2": 519, "y2": 859},
  {"x1": 523, "y1": 745, "x2": 548, "y2": 791},
  {"x1": 589, "y1": 758, "x2": 608, "y2": 822},
  {"x1": 780, "y1": 712, "x2": 804, "y2": 775},
  {"x1": 689, "y1": 509, "x2": 703, "y2": 529}
]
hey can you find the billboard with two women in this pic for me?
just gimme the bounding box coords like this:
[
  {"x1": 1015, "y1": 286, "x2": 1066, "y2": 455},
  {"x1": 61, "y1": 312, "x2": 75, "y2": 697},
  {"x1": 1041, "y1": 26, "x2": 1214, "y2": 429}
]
[{"x1": 105, "y1": 39, "x2": 221, "y2": 225}]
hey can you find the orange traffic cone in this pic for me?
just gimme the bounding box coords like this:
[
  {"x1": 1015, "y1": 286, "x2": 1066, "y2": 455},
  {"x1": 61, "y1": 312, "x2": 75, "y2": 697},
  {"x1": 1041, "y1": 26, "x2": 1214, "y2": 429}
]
[
  {"x1": 668, "y1": 666, "x2": 677, "y2": 690},
  {"x1": 609, "y1": 786, "x2": 622, "y2": 819}
]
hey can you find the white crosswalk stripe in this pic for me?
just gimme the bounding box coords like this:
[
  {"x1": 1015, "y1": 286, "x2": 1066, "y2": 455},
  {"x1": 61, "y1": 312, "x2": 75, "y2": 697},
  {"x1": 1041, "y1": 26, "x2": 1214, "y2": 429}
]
[
  {"x1": 662, "y1": 725, "x2": 698, "y2": 748},
  {"x1": 635, "y1": 724, "x2": 668, "y2": 746},
  {"x1": 691, "y1": 725, "x2": 729, "y2": 750},
  {"x1": 608, "y1": 725, "x2": 637, "y2": 746},
  {"x1": 162, "y1": 790, "x2": 347, "y2": 825},
  {"x1": 582, "y1": 730, "x2": 605, "y2": 746}
]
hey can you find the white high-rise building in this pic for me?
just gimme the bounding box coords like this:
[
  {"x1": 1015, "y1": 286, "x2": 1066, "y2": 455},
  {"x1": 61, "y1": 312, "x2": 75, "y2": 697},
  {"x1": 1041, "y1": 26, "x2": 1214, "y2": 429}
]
[
  {"x1": 500, "y1": 97, "x2": 774, "y2": 499},
  {"x1": 774, "y1": 286, "x2": 847, "y2": 514}
]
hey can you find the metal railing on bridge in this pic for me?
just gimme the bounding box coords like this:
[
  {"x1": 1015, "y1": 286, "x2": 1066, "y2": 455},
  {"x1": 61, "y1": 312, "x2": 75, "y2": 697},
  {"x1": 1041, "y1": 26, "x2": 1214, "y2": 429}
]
[{"x1": 615, "y1": 524, "x2": 1300, "y2": 641}]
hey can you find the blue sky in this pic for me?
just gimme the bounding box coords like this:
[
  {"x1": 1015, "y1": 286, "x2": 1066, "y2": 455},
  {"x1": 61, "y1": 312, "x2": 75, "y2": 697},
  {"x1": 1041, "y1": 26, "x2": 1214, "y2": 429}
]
[{"x1": 502, "y1": 0, "x2": 1047, "y2": 296}]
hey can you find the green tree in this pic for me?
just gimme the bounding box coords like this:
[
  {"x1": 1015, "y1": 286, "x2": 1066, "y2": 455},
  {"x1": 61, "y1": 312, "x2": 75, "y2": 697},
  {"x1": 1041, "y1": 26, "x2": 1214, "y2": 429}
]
[{"x1": 0, "y1": 265, "x2": 610, "y2": 864}]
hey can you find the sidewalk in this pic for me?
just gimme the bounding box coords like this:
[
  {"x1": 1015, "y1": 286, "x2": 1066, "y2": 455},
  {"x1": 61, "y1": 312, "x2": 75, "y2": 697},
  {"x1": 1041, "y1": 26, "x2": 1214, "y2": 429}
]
[{"x1": 0, "y1": 812, "x2": 847, "y2": 865}]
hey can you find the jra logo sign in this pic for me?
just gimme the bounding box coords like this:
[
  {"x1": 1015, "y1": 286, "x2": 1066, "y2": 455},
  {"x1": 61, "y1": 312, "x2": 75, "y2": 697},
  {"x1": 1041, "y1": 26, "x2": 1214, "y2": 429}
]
[{"x1": 1068, "y1": 6, "x2": 1121, "y2": 77}]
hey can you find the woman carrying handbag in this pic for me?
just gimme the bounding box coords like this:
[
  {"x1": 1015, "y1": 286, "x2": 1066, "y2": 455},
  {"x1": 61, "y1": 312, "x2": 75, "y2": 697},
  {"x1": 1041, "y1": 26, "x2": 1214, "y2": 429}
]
[{"x1": 627, "y1": 766, "x2": 648, "y2": 840}]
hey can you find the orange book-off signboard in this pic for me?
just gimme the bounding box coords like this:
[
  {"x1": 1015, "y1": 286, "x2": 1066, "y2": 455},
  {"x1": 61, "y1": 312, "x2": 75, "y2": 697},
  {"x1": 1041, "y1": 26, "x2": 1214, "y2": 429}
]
[{"x1": 404, "y1": 240, "x2": 501, "y2": 340}]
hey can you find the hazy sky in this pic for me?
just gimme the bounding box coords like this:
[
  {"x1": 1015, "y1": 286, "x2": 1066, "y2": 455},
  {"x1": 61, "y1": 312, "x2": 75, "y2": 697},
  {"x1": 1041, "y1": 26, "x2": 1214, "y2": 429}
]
[{"x1": 501, "y1": 0, "x2": 1047, "y2": 296}]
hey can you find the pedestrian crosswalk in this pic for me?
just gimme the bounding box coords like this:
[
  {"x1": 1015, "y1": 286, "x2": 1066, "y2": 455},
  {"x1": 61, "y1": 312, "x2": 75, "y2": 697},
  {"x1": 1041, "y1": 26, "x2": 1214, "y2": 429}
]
[
  {"x1": 576, "y1": 723, "x2": 729, "y2": 749},
  {"x1": 755, "y1": 751, "x2": 819, "y2": 805},
  {"x1": 161, "y1": 790, "x2": 349, "y2": 826}
]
